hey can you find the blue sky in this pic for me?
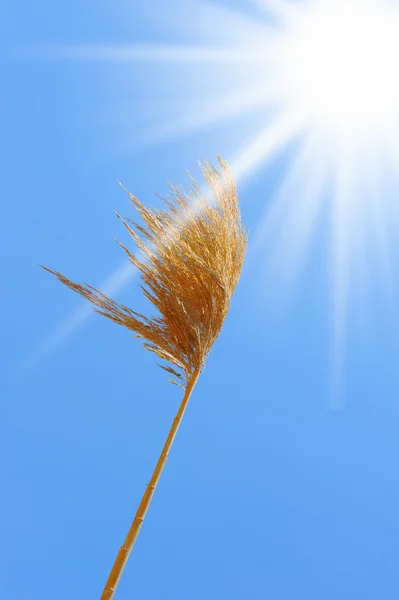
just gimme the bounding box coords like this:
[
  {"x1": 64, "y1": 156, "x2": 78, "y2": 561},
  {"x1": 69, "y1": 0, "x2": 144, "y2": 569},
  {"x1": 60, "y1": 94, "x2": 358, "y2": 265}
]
[{"x1": 2, "y1": 1, "x2": 399, "y2": 599}]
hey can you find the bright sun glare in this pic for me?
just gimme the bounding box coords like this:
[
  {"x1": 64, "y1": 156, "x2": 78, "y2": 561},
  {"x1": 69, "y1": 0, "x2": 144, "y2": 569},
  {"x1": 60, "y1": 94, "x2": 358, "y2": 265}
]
[
  {"x1": 276, "y1": 0, "x2": 399, "y2": 140},
  {"x1": 34, "y1": 0, "x2": 399, "y2": 392}
]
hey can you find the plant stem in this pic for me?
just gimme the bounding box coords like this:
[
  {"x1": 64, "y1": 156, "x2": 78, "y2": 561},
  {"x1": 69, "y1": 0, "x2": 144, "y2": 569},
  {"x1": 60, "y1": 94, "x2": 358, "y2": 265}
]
[{"x1": 100, "y1": 367, "x2": 201, "y2": 599}]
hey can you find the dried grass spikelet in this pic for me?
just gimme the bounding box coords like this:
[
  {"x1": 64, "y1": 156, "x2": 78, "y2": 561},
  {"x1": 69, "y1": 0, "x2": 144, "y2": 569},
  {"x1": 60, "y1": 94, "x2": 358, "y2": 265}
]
[
  {"x1": 43, "y1": 157, "x2": 247, "y2": 599},
  {"x1": 43, "y1": 157, "x2": 247, "y2": 387}
]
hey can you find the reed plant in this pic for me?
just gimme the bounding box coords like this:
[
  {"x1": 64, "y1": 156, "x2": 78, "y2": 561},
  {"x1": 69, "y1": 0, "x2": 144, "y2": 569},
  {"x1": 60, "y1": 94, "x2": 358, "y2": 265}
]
[{"x1": 43, "y1": 157, "x2": 247, "y2": 599}]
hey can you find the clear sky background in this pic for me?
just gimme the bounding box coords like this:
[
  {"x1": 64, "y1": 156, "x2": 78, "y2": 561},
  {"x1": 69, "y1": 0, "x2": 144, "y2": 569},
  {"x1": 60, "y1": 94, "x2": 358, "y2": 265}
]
[{"x1": 1, "y1": 1, "x2": 399, "y2": 599}]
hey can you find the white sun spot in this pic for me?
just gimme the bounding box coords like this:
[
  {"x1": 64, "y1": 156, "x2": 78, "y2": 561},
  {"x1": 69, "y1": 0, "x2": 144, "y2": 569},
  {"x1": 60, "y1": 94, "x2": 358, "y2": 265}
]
[{"x1": 274, "y1": 0, "x2": 399, "y2": 143}]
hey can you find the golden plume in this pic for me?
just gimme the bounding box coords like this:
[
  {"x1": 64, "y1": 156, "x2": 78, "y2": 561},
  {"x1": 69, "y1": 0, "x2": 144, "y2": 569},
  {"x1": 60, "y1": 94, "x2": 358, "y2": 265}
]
[{"x1": 43, "y1": 157, "x2": 247, "y2": 598}]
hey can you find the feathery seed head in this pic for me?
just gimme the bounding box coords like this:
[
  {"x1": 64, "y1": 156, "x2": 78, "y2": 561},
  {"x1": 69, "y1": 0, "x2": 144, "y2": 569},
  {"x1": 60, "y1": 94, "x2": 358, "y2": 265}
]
[{"x1": 43, "y1": 158, "x2": 248, "y2": 387}]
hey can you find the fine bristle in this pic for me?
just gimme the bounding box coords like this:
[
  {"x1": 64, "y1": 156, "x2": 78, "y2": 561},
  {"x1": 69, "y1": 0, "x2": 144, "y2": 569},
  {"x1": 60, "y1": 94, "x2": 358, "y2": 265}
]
[{"x1": 43, "y1": 158, "x2": 248, "y2": 386}]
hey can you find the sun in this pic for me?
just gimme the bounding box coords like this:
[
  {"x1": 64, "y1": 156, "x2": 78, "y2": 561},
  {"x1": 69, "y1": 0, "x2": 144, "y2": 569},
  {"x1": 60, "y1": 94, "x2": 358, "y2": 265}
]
[{"x1": 274, "y1": 0, "x2": 399, "y2": 142}]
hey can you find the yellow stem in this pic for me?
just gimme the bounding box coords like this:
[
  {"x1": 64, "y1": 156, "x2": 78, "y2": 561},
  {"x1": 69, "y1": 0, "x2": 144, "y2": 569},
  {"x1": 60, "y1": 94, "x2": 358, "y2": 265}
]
[{"x1": 100, "y1": 368, "x2": 201, "y2": 599}]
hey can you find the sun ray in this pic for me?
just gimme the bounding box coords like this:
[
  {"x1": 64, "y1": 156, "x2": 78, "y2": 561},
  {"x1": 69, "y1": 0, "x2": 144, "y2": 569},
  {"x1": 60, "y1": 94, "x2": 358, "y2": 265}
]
[
  {"x1": 253, "y1": 0, "x2": 301, "y2": 21},
  {"x1": 252, "y1": 132, "x2": 329, "y2": 291},
  {"x1": 119, "y1": 81, "x2": 285, "y2": 151},
  {"x1": 163, "y1": 0, "x2": 277, "y2": 43},
  {"x1": 356, "y1": 144, "x2": 398, "y2": 302},
  {"x1": 21, "y1": 261, "x2": 136, "y2": 373},
  {"x1": 329, "y1": 147, "x2": 361, "y2": 407},
  {"x1": 252, "y1": 133, "x2": 325, "y2": 249},
  {"x1": 41, "y1": 43, "x2": 263, "y2": 63},
  {"x1": 229, "y1": 109, "x2": 305, "y2": 182}
]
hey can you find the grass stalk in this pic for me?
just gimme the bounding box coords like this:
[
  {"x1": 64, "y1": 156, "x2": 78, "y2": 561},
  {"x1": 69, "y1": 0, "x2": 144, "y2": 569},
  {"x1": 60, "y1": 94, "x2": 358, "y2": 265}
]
[{"x1": 100, "y1": 368, "x2": 201, "y2": 599}]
